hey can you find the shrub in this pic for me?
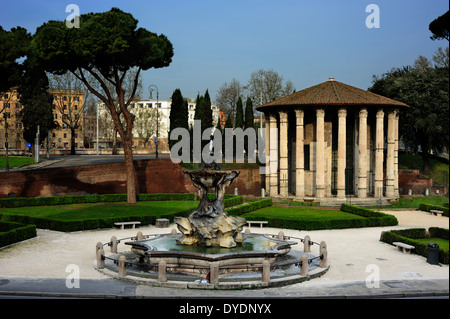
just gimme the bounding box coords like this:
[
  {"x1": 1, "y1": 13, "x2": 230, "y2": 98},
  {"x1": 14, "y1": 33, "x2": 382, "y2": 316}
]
[
  {"x1": 0, "y1": 193, "x2": 200, "y2": 208},
  {"x1": 340, "y1": 204, "x2": 399, "y2": 226},
  {"x1": 418, "y1": 203, "x2": 449, "y2": 217},
  {"x1": 0, "y1": 221, "x2": 37, "y2": 248},
  {"x1": 226, "y1": 198, "x2": 272, "y2": 216},
  {"x1": 380, "y1": 227, "x2": 449, "y2": 264}
]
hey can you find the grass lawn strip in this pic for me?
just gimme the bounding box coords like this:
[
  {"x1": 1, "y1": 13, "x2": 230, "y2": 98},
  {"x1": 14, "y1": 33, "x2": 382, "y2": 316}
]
[
  {"x1": 241, "y1": 206, "x2": 365, "y2": 221},
  {"x1": 413, "y1": 238, "x2": 449, "y2": 252},
  {"x1": 0, "y1": 201, "x2": 198, "y2": 220}
]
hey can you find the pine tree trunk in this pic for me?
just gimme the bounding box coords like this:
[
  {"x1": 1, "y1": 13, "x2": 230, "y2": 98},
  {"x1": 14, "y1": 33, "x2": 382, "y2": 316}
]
[{"x1": 123, "y1": 138, "x2": 137, "y2": 204}]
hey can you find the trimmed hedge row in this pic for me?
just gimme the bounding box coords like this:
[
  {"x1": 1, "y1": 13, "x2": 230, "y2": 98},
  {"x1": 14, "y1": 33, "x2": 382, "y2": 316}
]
[
  {"x1": 226, "y1": 198, "x2": 273, "y2": 215},
  {"x1": 340, "y1": 204, "x2": 399, "y2": 226},
  {"x1": 0, "y1": 193, "x2": 243, "y2": 209},
  {"x1": 0, "y1": 193, "x2": 197, "y2": 208},
  {"x1": 380, "y1": 227, "x2": 449, "y2": 264},
  {"x1": 1, "y1": 207, "x2": 197, "y2": 232},
  {"x1": 0, "y1": 221, "x2": 37, "y2": 248},
  {"x1": 238, "y1": 204, "x2": 398, "y2": 231},
  {"x1": 418, "y1": 203, "x2": 449, "y2": 217},
  {"x1": 0, "y1": 194, "x2": 244, "y2": 232}
]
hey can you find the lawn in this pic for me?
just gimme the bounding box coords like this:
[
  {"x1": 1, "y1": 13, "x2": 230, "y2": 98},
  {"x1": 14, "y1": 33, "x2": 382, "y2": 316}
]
[
  {"x1": 413, "y1": 238, "x2": 449, "y2": 253},
  {"x1": 0, "y1": 156, "x2": 35, "y2": 169},
  {"x1": 0, "y1": 201, "x2": 198, "y2": 221},
  {"x1": 241, "y1": 206, "x2": 365, "y2": 221},
  {"x1": 388, "y1": 196, "x2": 449, "y2": 209}
]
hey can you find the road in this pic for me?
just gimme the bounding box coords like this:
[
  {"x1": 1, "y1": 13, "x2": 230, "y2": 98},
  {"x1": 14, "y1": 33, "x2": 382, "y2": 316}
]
[{"x1": 40, "y1": 154, "x2": 171, "y2": 168}]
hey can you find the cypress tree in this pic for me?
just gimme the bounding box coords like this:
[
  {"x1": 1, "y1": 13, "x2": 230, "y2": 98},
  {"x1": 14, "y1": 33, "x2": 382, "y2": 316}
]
[
  {"x1": 169, "y1": 88, "x2": 188, "y2": 149},
  {"x1": 244, "y1": 97, "x2": 254, "y2": 129},
  {"x1": 235, "y1": 96, "x2": 244, "y2": 129}
]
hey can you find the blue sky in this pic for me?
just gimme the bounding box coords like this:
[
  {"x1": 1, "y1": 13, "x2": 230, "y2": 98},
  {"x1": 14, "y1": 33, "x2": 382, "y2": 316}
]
[{"x1": 1, "y1": 0, "x2": 448, "y2": 101}]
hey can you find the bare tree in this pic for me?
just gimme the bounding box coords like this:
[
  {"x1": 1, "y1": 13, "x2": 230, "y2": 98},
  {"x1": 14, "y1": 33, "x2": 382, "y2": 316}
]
[
  {"x1": 133, "y1": 107, "x2": 166, "y2": 149},
  {"x1": 215, "y1": 78, "x2": 244, "y2": 125},
  {"x1": 47, "y1": 71, "x2": 87, "y2": 154},
  {"x1": 89, "y1": 67, "x2": 143, "y2": 154},
  {"x1": 245, "y1": 69, "x2": 295, "y2": 108}
]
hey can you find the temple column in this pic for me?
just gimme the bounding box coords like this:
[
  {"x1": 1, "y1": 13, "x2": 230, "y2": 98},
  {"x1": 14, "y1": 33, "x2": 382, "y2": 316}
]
[
  {"x1": 269, "y1": 113, "x2": 279, "y2": 196},
  {"x1": 316, "y1": 108, "x2": 325, "y2": 198},
  {"x1": 295, "y1": 109, "x2": 305, "y2": 199},
  {"x1": 374, "y1": 109, "x2": 384, "y2": 199},
  {"x1": 337, "y1": 108, "x2": 347, "y2": 198},
  {"x1": 279, "y1": 111, "x2": 289, "y2": 197},
  {"x1": 358, "y1": 108, "x2": 368, "y2": 198},
  {"x1": 394, "y1": 109, "x2": 400, "y2": 198},
  {"x1": 386, "y1": 110, "x2": 396, "y2": 198},
  {"x1": 264, "y1": 113, "x2": 271, "y2": 196}
]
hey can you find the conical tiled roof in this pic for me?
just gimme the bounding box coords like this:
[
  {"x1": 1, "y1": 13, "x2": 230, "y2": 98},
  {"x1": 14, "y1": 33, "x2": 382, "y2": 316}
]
[{"x1": 257, "y1": 78, "x2": 409, "y2": 110}]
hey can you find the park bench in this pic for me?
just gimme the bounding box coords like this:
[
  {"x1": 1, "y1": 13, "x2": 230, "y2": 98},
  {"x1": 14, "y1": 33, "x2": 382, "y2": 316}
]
[
  {"x1": 393, "y1": 242, "x2": 415, "y2": 254},
  {"x1": 429, "y1": 210, "x2": 443, "y2": 217},
  {"x1": 246, "y1": 221, "x2": 268, "y2": 228},
  {"x1": 114, "y1": 221, "x2": 141, "y2": 230}
]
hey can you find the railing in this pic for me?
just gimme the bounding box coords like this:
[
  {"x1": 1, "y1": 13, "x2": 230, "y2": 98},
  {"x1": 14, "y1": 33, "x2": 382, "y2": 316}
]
[{"x1": 95, "y1": 230, "x2": 328, "y2": 285}]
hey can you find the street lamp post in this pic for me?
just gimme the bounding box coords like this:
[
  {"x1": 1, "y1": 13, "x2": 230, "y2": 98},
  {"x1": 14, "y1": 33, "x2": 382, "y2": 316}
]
[
  {"x1": 148, "y1": 84, "x2": 159, "y2": 159},
  {"x1": 3, "y1": 113, "x2": 9, "y2": 172}
]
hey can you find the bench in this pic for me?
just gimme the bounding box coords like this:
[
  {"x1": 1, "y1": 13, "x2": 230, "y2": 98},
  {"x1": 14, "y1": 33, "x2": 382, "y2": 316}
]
[
  {"x1": 429, "y1": 210, "x2": 443, "y2": 217},
  {"x1": 246, "y1": 221, "x2": 268, "y2": 228},
  {"x1": 114, "y1": 221, "x2": 141, "y2": 230},
  {"x1": 393, "y1": 242, "x2": 415, "y2": 254}
]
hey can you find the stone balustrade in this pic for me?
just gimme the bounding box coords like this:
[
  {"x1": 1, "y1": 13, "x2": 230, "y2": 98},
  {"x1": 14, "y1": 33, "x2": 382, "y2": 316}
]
[{"x1": 95, "y1": 231, "x2": 329, "y2": 288}]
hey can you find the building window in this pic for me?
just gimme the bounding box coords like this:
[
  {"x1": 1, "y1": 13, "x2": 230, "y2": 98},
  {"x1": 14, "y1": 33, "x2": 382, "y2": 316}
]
[{"x1": 64, "y1": 133, "x2": 67, "y2": 138}]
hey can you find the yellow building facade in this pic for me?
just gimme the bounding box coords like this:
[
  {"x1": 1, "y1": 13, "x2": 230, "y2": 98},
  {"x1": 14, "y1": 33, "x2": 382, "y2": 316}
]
[{"x1": 0, "y1": 89, "x2": 85, "y2": 151}]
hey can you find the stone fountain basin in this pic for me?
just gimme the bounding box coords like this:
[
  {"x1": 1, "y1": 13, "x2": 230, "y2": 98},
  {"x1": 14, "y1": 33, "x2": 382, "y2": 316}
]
[
  {"x1": 183, "y1": 169, "x2": 238, "y2": 188},
  {"x1": 125, "y1": 233, "x2": 297, "y2": 272}
]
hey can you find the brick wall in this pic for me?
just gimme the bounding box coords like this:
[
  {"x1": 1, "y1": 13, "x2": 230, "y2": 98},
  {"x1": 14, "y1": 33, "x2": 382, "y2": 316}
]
[{"x1": 0, "y1": 159, "x2": 262, "y2": 198}]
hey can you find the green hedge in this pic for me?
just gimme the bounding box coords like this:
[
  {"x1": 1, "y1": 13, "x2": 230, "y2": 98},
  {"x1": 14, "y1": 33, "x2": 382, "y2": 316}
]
[
  {"x1": 0, "y1": 221, "x2": 37, "y2": 248},
  {"x1": 0, "y1": 193, "x2": 196, "y2": 208},
  {"x1": 0, "y1": 193, "x2": 241, "y2": 208},
  {"x1": 340, "y1": 204, "x2": 399, "y2": 226},
  {"x1": 380, "y1": 227, "x2": 449, "y2": 264},
  {"x1": 239, "y1": 204, "x2": 398, "y2": 231},
  {"x1": 226, "y1": 198, "x2": 273, "y2": 215},
  {"x1": 0, "y1": 193, "x2": 244, "y2": 232},
  {"x1": 1, "y1": 208, "x2": 197, "y2": 232},
  {"x1": 418, "y1": 203, "x2": 449, "y2": 217}
]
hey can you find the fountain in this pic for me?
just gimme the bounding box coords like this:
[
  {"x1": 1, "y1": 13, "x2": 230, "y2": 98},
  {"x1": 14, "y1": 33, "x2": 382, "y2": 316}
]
[
  {"x1": 175, "y1": 161, "x2": 246, "y2": 248},
  {"x1": 96, "y1": 156, "x2": 329, "y2": 288},
  {"x1": 124, "y1": 160, "x2": 297, "y2": 274}
]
